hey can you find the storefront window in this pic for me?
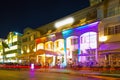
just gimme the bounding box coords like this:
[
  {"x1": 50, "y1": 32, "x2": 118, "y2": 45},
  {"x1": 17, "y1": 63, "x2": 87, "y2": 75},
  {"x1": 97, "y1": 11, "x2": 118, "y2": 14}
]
[
  {"x1": 71, "y1": 38, "x2": 78, "y2": 45},
  {"x1": 80, "y1": 32, "x2": 97, "y2": 54}
]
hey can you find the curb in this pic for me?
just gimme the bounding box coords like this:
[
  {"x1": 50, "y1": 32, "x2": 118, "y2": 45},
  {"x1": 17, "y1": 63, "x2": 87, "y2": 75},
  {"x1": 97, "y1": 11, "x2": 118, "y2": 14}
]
[{"x1": 37, "y1": 69, "x2": 120, "y2": 80}]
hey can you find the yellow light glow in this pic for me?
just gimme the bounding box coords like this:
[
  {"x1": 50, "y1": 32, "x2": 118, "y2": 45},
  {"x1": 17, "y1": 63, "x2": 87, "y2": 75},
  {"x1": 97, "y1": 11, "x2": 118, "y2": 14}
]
[
  {"x1": 12, "y1": 35, "x2": 17, "y2": 42},
  {"x1": 54, "y1": 39, "x2": 64, "y2": 54},
  {"x1": 33, "y1": 48, "x2": 36, "y2": 52},
  {"x1": 57, "y1": 56, "x2": 62, "y2": 59},
  {"x1": 27, "y1": 49, "x2": 30, "y2": 53},
  {"x1": 99, "y1": 36, "x2": 107, "y2": 42},
  {"x1": 36, "y1": 55, "x2": 39, "y2": 63},
  {"x1": 6, "y1": 53, "x2": 16, "y2": 57},
  {"x1": 46, "y1": 54, "x2": 53, "y2": 57},
  {"x1": 5, "y1": 45, "x2": 18, "y2": 51},
  {"x1": 37, "y1": 43, "x2": 44, "y2": 50},
  {"x1": 21, "y1": 50, "x2": 23, "y2": 54},
  {"x1": 0, "y1": 56, "x2": 3, "y2": 58},
  {"x1": 55, "y1": 17, "x2": 74, "y2": 28},
  {"x1": 19, "y1": 60, "x2": 22, "y2": 63},
  {"x1": 11, "y1": 45, "x2": 18, "y2": 49}
]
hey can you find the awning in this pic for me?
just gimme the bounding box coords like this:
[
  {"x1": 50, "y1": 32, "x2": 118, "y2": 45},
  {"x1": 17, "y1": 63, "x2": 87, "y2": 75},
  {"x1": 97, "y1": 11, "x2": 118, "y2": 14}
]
[{"x1": 98, "y1": 42, "x2": 120, "y2": 52}]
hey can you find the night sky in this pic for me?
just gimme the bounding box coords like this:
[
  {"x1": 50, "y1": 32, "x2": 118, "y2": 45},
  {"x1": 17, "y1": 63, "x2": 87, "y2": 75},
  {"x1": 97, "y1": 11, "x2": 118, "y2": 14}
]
[{"x1": 0, "y1": 0, "x2": 89, "y2": 38}]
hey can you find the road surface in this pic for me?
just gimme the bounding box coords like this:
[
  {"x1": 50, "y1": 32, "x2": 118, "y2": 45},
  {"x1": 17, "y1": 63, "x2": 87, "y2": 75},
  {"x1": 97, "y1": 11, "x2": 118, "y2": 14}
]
[{"x1": 0, "y1": 70, "x2": 102, "y2": 80}]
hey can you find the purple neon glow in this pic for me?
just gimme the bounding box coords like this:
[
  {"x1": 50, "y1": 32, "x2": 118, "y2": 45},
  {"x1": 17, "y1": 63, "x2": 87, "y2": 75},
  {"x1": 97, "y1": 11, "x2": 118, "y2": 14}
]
[
  {"x1": 62, "y1": 21, "x2": 99, "y2": 38},
  {"x1": 31, "y1": 63, "x2": 34, "y2": 69},
  {"x1": 62, "y1": 21, "x2": 99, "y2": 62},
  {"x1": 79, "y1": 32, "x2": 97, "y2": 62},
  {"x1": 74, "y1": 21, "x2": 99, "y2": 31}
]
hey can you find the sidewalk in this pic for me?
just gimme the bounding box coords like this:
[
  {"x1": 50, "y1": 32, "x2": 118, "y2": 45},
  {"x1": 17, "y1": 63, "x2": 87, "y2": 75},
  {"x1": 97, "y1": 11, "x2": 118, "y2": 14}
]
[{"x1": 36, "y1": 68, "x2": 120, "y2": 80}]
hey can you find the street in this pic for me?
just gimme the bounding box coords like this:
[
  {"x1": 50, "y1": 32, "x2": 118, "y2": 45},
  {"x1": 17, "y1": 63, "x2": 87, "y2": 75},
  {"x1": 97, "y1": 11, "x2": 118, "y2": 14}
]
[{"x1": 0, "y1": 70, "x2": 102, "y2": 80}]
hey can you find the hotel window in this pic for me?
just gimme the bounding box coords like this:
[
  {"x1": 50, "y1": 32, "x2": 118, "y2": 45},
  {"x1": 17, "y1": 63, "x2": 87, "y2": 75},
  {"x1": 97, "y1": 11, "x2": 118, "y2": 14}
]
[
  {"x1": 30, "y1": 35, "x2": 34, "y2": 41},
  {"x1": 47, "y1": 43, "x2": 51, "y2": 49},
  {"x1": 23, "y1": 45, "x2": 27, "y2": 51},
  {"x1": 45, "y1": 44, "x2": 48, "y2": 49},
  {"x1": 107, "y1": 25, "x2": 120, "y2": 35},
  {"x1": 115, "y1": 25, "x2": 120, "y2": 34},
  {"x1": 108, "y1": 7, "x2": 115, "y2": 17},
  {"x1": 30, "y1": 44, "x2": 34, "y2": 52},
  {"x1": 108, "y1": 27, "x2": 114, "y2": 35},
  {"x1": 50, "y1": 42, "x2": 53, "y2": 49},
  {"x1": 22, "y1": 38, "x2": 27, "y2": 42},
  {"x1": 71, "y1": 38, "x2": 78, "y2": 45},
  {"x1": 81, "y1": 37, "x2": 83, "y2": 44},
  {"x1": 118, "y1": 6, "x2": 120, "y2": 14},
  {"x1": 107, "y1": 2, "x2": 120, "y2": 17},
  {"x1": 56, "y1": 41, "x2": 59, "y2": 47}
]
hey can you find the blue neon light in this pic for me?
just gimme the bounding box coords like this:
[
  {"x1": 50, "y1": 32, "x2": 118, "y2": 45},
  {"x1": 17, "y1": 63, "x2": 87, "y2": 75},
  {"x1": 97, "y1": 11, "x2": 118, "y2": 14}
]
[
  {"x1": 62, "y1": 21, "x2": 99, "y2": 38},
  {"x1": 62, "y1": 29, "x2": 73, "y2": 38}
]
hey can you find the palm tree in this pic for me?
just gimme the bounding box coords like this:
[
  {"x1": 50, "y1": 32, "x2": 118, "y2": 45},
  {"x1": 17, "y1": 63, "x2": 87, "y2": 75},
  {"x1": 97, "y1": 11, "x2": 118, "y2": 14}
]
[{"x1": 2, "y1": 41, "x2": 9, "y2": 63}]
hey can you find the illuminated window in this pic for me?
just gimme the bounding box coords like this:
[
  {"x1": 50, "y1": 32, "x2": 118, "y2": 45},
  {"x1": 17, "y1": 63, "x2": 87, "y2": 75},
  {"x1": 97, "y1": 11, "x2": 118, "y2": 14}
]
[
  {"x1": 45, "y1": 42, "x2": 53, "y2": 50},
  {"x1": 27, "y1": 48, "x2": 30, "y2": 53},
  {"x1": 48, "y1": 43, "x2": 51, "y2": 49},
  {"x1": 12, "y1": 35, "x2": 17, "y2": 42},
  {"x1": 71, "y1": 38, "x2": 78, "y2": 45},
  {"x1": 51, "y1": 42, "x2": 53, "y2": 49},
  {"x1": 37, "y1": 43, "x2": 44, "y2": 50},
  {"x1": 84, "y1": 36, "x2": 86, "y2": 43},
  {"x1": 30, "y1": 44, "x2": 34, "y2": 52},
  {"x1": 108, "y1": 27, "x2": 114, "y2": 35},
  {"x1": 30, "y1": 35, "x2": 34, "y2": 41},
  {"x1": 46, "y1": 44, "x2": 48, "y2": 49},
  {"x1": 24, "y1": 45, "x2": 27, "y2": 51},
  {"x1": 107, "y1": 25, "x2": 120, "y2": 35},
  {"x1": 6, "y1": 53, "x2": 16, "y2": 58},
  {"x1": 56, "y1": 41, "x2": 59, "y2": 47},
  {"x1": 80, "y1": 32, "x2": 97, "y2": 54},
  {"x1": 115, "y1": 25, "x2": 120, "y2": 34},
  {"x1": 5, "y1": 45, "x2": 18, "y2": 52},
  {"x1": 81, "y1": 37, "x2": 83, "y2": 44}
]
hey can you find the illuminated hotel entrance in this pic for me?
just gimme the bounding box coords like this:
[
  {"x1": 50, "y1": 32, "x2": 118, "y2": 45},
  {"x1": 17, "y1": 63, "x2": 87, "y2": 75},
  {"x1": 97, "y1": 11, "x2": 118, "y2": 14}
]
[
  {"x1": 36, "y1": 54, "x2": 55, "y2": 67},
  {"x1": 36, "y1": 49, "x2": 58, "y2": 67}
]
